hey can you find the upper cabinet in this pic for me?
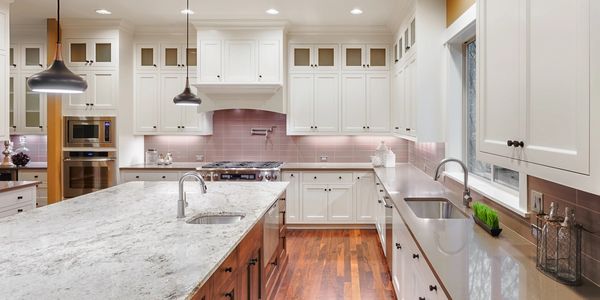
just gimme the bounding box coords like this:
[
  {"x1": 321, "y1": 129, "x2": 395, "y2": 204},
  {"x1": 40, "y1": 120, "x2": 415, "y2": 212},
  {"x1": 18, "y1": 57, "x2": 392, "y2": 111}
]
[
  {"x1": 342, "y1": 44, "x2": 389, "y2": 71},
  {"x1": 64, "y1": 38, "x2": 117, "y2": 68},
  {"x1": 341, "y1": 72, "x2": 390, "y2": 133},
  {"x1": 478, "y1": 0, "x2": 591, "y2": 175},
  {"x1": 289, "y1": 44, "x2": 339, "y2": 72}
]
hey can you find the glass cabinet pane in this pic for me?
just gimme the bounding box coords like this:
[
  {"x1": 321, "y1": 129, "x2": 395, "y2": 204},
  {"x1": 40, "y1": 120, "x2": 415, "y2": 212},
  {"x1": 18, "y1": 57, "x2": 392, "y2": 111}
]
[
  {"x1": 393, "y1": 43, "x2": 398, "y2": 62},
  {"x1": 24, "y1": 77, "x2": 41, "y2": 127},
  {"x1": 164, "y1": 48, "x2": 179, "y2": 66},
  {"x1": 70, "y1": 43, "x2": 87, "y2": 62},
  {"x1": 370, "y1": 48, "x2": 386, "y2": 67},
  {"x1": 186, "y1": 48, "x2": 197, "y2": 66},
  {"x1": 95, "y1": 43, "x2": 112, "y2": 62},
  {"x1": 9, "y1": 77, "x2": 14, "y2": 128},
  {"x1": 410, "y1": 18, "x2": 416, "y2": 46},
  {"x1": 140, "y1": 48, "x2": 154, "y2": 66},
  {"x1": 318, "y1": 48, "x2": 334, "y2": 66},
  {"x1": 404, "y1": 29, "x2": 410, "y2": 51},
  {"x1": 25, "y1": 47, "x2": 40, "y2": 66},
  {"x1": 345, "y1": 48, "x2": 362, "y2": 66},
  {"x1": 399, "y1": 37, "x2": 403, "y2": 60},
  {"x1": 293, "y1": 48, "x2": 310, "y2": 66},
  {"x1": 9, "y1": 48, "x2": 14, "y2": 66}
]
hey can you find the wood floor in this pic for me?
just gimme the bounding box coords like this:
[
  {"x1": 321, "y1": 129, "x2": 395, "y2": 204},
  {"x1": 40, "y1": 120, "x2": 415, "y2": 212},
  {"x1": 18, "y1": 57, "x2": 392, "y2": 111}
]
[{"x1": 274, "y1": 229, "x2": 396, "y2": 300}]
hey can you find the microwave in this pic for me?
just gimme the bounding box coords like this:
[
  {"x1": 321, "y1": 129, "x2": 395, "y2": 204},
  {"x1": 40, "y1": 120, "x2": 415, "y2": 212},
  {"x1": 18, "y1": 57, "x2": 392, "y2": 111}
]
[{"x1": 64, "y1": 116, "x2": 116, "y2": 148}]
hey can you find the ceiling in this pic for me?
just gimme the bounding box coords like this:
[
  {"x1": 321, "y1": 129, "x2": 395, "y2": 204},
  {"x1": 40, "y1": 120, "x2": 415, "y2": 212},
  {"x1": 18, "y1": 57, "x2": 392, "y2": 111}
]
[{"x1": 10, "y1": 0, "x2": 409, "y2": 29}]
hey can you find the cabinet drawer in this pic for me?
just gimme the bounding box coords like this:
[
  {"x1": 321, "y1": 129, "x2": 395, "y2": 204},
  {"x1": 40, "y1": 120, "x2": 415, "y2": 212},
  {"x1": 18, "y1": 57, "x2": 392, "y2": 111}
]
[
  {"x1": 212, "y1": 248, "x2": 239, "y2": 292},
  {"x1": 18, "y1": 171, "x2": 47, "y2": 183},
  {"x1": 302, "y1": 172, "x2": 353, "y2": 184},
  {"x1": 0, "y1": 202, "x2": 35, "y2": 218},
  {"x1": 0, "y1": 188, "x2": 35, "y2": 210},
  {"x1": 122, "y1": 172, "x2": 179, "y2": 182}
]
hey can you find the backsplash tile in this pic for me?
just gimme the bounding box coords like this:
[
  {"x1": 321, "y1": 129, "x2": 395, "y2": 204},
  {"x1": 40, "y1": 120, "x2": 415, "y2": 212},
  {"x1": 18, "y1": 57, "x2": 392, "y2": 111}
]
[
  {"x1": 144, "y1": 109, "x2": 408, "y2": 163},
  {"x1": 407, "y1": 140, "x2": 446, "y2": 177},
  {"x1": 9, "y1": 135, "x2": 47, "y2": 162}
]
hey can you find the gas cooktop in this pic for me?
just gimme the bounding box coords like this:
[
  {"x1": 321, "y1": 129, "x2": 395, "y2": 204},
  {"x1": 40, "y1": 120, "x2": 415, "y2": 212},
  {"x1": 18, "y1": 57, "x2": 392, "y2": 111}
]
[{"x1": 201, "y1": 161, "x2": 283, "y2": 169}]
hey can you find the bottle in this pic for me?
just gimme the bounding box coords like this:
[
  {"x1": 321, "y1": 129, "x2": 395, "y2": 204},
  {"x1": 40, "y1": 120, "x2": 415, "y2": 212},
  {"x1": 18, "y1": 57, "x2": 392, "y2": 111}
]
[
  {"x1": 541, "y1": 202, "x2": 560, "y2": 272},
  {"x1": 557, "y1": 207, "x2": 577, "y2": 281},
  {"x1": 165, "y1": 152, "x2": 173, "y2": 165},
  {"x1": 374, "y1": 141, "x2": 387, "y2": 166},
  {"x1": 384, "y1": 147, "x2": 396, "y2": 167}
]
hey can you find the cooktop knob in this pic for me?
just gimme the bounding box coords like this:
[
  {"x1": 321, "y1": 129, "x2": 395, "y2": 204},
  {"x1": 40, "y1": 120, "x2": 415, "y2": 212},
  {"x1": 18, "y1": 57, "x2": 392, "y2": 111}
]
[
  {"x1": 265, "y1": 174, "x2": 272, "y2": 181},
  {"x1": 258, "y1": 175, "x2": 264, "y2": 181}
]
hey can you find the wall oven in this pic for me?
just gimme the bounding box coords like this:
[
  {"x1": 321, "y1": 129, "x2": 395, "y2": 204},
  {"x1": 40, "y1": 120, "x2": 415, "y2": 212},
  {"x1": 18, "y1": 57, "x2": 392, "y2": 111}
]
[
  {"x1": 64, "y1": 116, "x2": 116, "y2": 148},
  {"x1": 63, "y1": 151, "x2": 117, "y2": 198}
]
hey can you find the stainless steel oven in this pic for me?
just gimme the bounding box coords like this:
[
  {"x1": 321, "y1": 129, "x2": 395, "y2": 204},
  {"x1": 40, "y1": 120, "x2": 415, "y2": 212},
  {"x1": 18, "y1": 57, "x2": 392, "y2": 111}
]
[
  {"x1": 63, "y1": 151, "x2": 117, "y2": 198},
  {"x1": 64, "y1": 116, "x2": 116, "y2": 148}
]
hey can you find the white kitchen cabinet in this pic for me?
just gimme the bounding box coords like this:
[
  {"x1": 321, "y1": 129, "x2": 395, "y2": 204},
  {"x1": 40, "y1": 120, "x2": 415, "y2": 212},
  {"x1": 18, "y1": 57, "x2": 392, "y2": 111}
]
[
  {"x1": 258, "y1": 40, "x2": 280, "y2": 82},
  {"x1": 342, "y1": 44, "x2": 389, "y2": 71},
  {"x1": 134, "y1": 73, "x2": 160, "y2": 133},
  {"x1": 282, "y1": 172, "x2": 300, "y2": 224},
  {"x1": 224, "y1": 40, "x2": 256, "y2": 82},
  {"x1": 354, "y1": 172, "x2": 376, "y2": 223},
  {"x1": 327, "y1": 185, "x2": 354, "y2": 222},
  {"x1": 199, "y1": 40, "x2": 222, "y2": 82},
  {"x1": 65, "y1": 38, "x2": 117, "y2": 68},
  {"x1": 160, "y1": 73, "x2": 186, "y2": 132},
  {"x1": 135, "y1": 44, "x2": 159, "y2": 70},
  {"x1": 160, "y1": 43, "x2": 198, "y2": 72},
  {"x1": 392, "y1": 208, "x2": 404, "y2": 297},
  {"x1": 0, "y1": 186, "x2": 36, "y2": 218},
  {"x1": 391, "y1": 67, "x2": 406, "y2": 135},
  {"x1": 0, "y1": 6, "x2": 8, "y2": 141},
  {"x1": 63, "y1": 70, "x2": 118, "y2": 111},
  {"x1": 288, "y1": 73, "x2": 339, "y2": 134},
  {"x1": 404, "y1": 57, "x2": 417, "y2": 137},
  {"x1": 342, "y1": 73, "x2": 390, "y2": 133},
  {"x1": 301, "y1": 184, "x2": 328, "y2": 223},
  {"x1": 20, "y1": 43, "x2": 45, "y2": 71},
  {"x1": 478, "y1": 0, "x2": 590, "y2": 174},
  {"x1": 8, "y1": 73, "x2": 46, "y2": 135},
  {"x1": 120, "y1": 170, "x2": 181, "y2": 183},
  {"x1": 18, "y1": 170, "x2": 47, "y2": 207},
  {"x1": 289, "y1": 44, "x2": 339, "y2": 72}
]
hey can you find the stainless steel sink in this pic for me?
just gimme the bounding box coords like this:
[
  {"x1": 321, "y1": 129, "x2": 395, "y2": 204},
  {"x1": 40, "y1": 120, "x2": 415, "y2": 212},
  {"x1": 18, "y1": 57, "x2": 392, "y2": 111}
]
[
  {"x1": 186, "y1": 213, "x2": 246, "y2": 224},
  {"x1": 404, "y1": 198, "x2": 467, "y2": 219}
]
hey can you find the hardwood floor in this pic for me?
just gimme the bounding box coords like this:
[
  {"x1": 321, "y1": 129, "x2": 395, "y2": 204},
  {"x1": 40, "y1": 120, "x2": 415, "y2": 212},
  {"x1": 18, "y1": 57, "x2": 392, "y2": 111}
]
[{"x1": 274, "y1": 229, "x2": 396, "y2": 300}]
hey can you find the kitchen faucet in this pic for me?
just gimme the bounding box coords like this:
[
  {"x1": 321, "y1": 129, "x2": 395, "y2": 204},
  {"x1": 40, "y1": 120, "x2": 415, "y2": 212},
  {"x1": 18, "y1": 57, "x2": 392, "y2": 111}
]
[
  {"x1": 178, "y1": 171, "x2": 208, "y2": 218},
  {"x1": 433, "y1": 158, "x2": 473, "y2": 207}
]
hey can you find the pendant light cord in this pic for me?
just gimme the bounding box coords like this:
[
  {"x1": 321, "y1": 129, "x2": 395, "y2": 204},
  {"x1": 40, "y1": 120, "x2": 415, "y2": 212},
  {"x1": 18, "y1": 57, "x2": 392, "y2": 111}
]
[
  {"x1": 185, "y1": 0, "x2": 190, "y2": 84},
  {"x1": 57, "y1": 0, "x2": 61, "y2": 43}
]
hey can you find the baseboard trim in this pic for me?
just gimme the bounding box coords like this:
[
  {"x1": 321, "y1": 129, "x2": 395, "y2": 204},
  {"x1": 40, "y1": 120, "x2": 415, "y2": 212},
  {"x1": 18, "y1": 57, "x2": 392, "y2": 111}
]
[{"x1": 287, "y1": 224, "x2": 376, "y2": 230}]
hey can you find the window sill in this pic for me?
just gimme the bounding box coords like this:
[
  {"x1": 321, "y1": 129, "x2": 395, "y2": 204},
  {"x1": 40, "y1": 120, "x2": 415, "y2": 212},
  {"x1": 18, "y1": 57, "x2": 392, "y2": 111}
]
[{"x1": 444, "y1": 171, "x2": 529, "y2": 217}]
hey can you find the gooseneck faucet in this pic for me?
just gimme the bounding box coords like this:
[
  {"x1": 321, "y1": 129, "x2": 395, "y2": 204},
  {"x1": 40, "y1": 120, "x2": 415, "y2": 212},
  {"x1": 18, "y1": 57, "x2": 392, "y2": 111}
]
[
  {"x1": 178, "y1": 171, "x2": 208, "y2": 218},
  {"x1": 433, "y1": 158, "x2": 473, "y2": 207}
]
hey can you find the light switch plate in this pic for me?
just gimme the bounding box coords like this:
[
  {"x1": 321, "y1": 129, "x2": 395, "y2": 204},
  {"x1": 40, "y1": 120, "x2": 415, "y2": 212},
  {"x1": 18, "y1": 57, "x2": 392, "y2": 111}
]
[{"x1": 531, "y1": 190, "x2": 544, "y2": 213}]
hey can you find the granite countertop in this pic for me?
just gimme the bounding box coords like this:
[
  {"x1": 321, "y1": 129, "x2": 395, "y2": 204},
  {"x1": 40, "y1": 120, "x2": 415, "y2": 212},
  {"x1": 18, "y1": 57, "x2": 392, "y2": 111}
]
[
  {"x1": 120, "y1": 162, "x2": 209, "y2": 170},
  {"x1": 373, "y1": 164, "x2": 600, "y2": 300},
  {"x1": 0, "y1": 181, "x2": 288, "y2": 299},
  {"x1": 281, "y1": 162, "x2": 375, "y2": 170},
  {"x1": 0, "y1": 162, "x2": 47, "y2": 169},
  {"x1": 0, "y1": 181, "x2": 41, "y2": 192}
]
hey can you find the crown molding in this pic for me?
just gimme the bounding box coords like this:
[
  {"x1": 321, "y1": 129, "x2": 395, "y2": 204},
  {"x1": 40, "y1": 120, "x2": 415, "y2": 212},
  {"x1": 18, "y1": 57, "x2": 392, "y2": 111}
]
[
  {"x1": 287, "y1": 25, "x2": 392, "y2": 36},
  {"x1": 60, "y1": 19, "x2": 134, "y2": 33},
  {"x1": 192, "y1": 19, "x2": 289, "y2": 31}
]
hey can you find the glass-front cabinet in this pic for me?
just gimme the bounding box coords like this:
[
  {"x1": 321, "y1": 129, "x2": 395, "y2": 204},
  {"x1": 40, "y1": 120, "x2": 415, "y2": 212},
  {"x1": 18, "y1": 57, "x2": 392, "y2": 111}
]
[
  {"x1": 65, "y1": 38, "x2": 116, "y2": 68},
  {"x1": 21, "y1": 43, "x2": 45, "y2": 70},
  {"x1": 8, "y1": 73, "x2": 46, "y2": 134},
  {"x1": 135, "y1": 44, "x2": 158, "y2": 70},
  {"x1": 9, "y1": 76, "x2": 15, "y2": 133},
  {"x1": 342, "y1": 44, "x2": 388, "y2": 71},
  {"x1": 160, "y1": 44, "x2": 197, "y2": 70},
  {"x1": 289, "y1": 44, "x2": 339, "y2": 72},
  {"x1": 9, "y1": 45, "x2": 17, "y2": 69}
]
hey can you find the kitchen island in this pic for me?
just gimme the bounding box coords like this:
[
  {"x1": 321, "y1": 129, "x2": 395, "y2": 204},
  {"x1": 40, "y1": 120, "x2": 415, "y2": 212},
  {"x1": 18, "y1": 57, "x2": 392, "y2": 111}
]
[{"x1": 0, "y1": 181, "x2": 287, "y2": 299}]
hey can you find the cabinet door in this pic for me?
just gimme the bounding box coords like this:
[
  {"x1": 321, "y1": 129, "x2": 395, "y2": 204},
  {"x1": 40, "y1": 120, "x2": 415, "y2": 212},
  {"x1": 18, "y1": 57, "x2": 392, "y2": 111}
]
[
  {"x1": 91, "y1": 39, "x2": 116, "y2": 67},
  {"x1": 199, "y1": 40, "x2": 222, "y2": 82},
  {"x1": 135, "y1": 44, "x2": 159, "y2": 70},
  {"x1": 366, "y1": 73, "x2": 391, "y2": 132},
  {"x1": 90, "y1": 70, "x2": 117, "y2": 110},
  {"x1": 9, "y1": 45, "x2": 17, "y2": 69},
  {"x1": 289, "y1": 44, "x2": 313, "y2": 72},
  {"x1": 354, "y1": 173, "x2": 376, "y2": 223},
  {"x1": 313, "y1": 73, "x2": 339, "y2": 132},
  {"x1": 366, "y1": 44, "x2": 389, "y2": 71},
  {"x1": 391, "y1": 208, "x2": 404, "y2": 297},
  {"x1": 21, "y1": 43, "x2": 45, "y2": 70},
  {"x1": 525, "y1": 0, "x2": 590, "y2": 174},
  {"x1": 282, "y1": 172, "x2": 300, "y2": 223},
  {"x1": 21, "y1": 72, "x2": 46, "y2": 133},
  {"x1": 392, "y1": 67, "x2": 406, "y2": 134},
  {"x1": 135, "y1": 73, "x2": 160, "y2": 133},
  {"x1": 327, "y1": 184, "x2": 354, "y2": 222},
  {"x1": 341, "y1": 74, "x2": 367, "y2": 132},
  {"x1": 181, "y1": 77, "x2": 213, "y2": 134},
  {"x1": 161, "y1": 43, "x2": 183, "y2": 70},
  {"x1": 404, "y1": 58, "x2": 417, "y2": 136},
  {"x1": 314, "y1": 44, "x2": 339, "y2": 71},
  {"x1": 63, "y1": 71, "x2": 91, "y2": 110},
  {"x1": 477, "y1": 0, "x2": 524, "y2": 158},
  {"x1": 288, "y1": 73, "x2": 315, "y2": 133},
  {"x1": 8, "y1": 75, "x2": 15, "y2": 133},
  {"x1": 301, "y1": 184, "x2": 328, "y2": 223},
  {"x1": 224, "y1": 40, "x2": 256, "y2": 82},
  {"x1": 342, "y1": 44, "x2": 365, "y2": 71},
  {"x1": 160, "y1": 74, "x2": 185, "y2": 132},
  {"x1": 258, "y1": 40, "x2": 280, "y2": 82},
  {"x1": 65, "y1": 39, "x2": 90, "y2": 67},
  {"x1": 0, "y1": 54, "x2": 7, "y2": 139}
]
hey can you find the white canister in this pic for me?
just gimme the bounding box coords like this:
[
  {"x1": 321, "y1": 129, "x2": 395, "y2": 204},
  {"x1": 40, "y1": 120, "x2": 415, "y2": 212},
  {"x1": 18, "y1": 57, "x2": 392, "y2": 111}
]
[{"x1": 384, "y1": 148, "x2": 396, "y2": 167}]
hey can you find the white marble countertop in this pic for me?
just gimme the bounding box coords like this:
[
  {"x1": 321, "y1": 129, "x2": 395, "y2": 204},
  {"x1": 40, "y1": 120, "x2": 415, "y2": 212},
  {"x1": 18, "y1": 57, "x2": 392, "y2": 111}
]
[
  {"x1": 0, "y1": 181, "x2": 288, "y2": 300},
  {"x1": 374, "y1": 164, "x2": 600, "y2": 300},
  {"x1": 120, "y1": 162, "x2": 209, "y2": 170}
]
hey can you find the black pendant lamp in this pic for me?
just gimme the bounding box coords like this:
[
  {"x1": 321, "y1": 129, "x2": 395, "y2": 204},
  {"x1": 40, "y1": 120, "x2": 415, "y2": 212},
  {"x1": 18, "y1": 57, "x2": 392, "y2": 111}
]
[
  {"x1": 173, "y1": 0, "x2": 202, "y2": 106},
  {"x1": 27, "y1": 0, "x2": 87, "y2": 94}
]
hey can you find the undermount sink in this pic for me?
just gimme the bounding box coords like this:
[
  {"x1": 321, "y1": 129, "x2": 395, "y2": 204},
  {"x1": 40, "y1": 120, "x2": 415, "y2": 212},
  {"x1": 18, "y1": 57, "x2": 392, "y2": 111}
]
[
  {"x1": 405, "y1": 198, "x2": 468, "y2": 219},
  {"x1": 187, "y1": 213, "x2": 246, "y2": 224}
]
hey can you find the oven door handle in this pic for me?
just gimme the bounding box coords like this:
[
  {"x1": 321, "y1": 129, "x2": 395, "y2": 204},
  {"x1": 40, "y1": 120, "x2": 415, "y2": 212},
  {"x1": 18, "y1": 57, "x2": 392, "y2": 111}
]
[{"x1": 64, "y1": 158, "x2": 117, "y2": 162}]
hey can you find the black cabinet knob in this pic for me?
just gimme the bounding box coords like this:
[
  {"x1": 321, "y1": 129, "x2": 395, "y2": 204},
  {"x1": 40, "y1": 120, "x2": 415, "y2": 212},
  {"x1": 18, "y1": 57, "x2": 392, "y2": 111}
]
[
  {"x1": 395, "y1": 127, "x2": 399, "y2": 130},
  {"x1": 429, "y1": 285, "x2": 438, "y2": 292},
  {"x1": 406, "y1": 46, "x2": 411, "y2": 50},
  {"x1": 152, "y1": 126, "x2": 157, "y2": 129},
  {"x1": 217, "y1": 75, "x2": 221, "y2": 78},
  {"x1": 362, "y1": 126, "x2": 366, "y2": 129},
  {"x1": 516, "y1": 141, "x2": 525, "y2": 148},
  {"x1": 314, "y1": 176, "x2": 317, "y2": 179},
  {"x1": 249, "y1": 258, "x2": 258, "y2": 265},
  {"x1": 11, "y1": 63, "x2": 16, "y2": 67},
  {"x1": 413, "y1": 253, "x2": 419, "y2": 259},
  {"x1": 315, "y1": 65, "x2": 319, "y2": 67},
  {"x1": 338, "y1": 176, "x2": 342, "y2": 179},
  {"x1": 11, "y1": 126, "x2": 16, "y2": 129},
  {"x1": 259, "y1": 75, "x2": 262, "y2": 78},
  {"x1": 153, "y1": 64, "x2": 157, "y2": 67},
  {"x1": 507, "y1": 140, "x2": 514, "y2": 147},
  {"x1": 39, "y1": 126, "x2": 43, "y2": 129},
  {"x1": 181, "y1": 126, "x2": 185, "y2": 129},
  {"x1": 17, "y1": 209, "x2": 23, "y2": 213},
  {"x1": 367, "y1": 64, "x2": 370, "y2": 67},
  {"x1": 135, "y1": 176, "x2": 140, "y2": 179},
  {"x1": 224, "y1": 291, "x2": 234, "y2": 298},
  {"x1": 181, "y1": 64, "x2": 185, "y2": 67},
  {"x1": 378, "y1": 199, "x2": 383, "y2": 203},
  {"x1": 90, "y1": 60, "x2": 94, "y2": 64},
  {"x1": 161, "y1": 176, "x2": 166, "y2": 179},
  {"x1": 290, "y1": 174, "x2": 294, "y2": 177},
  {"x1": 396, "y1": 243, "x2": 402, "y2": 249},
  {"x1": 367, "y1": 126, "x2": 370, "y2": 129},
  {"x1": 17, "y1": 196, "x2": 23, "y2": 200},
  {"x1": 419, "y1": 297, "x2": 425, "y2": 300},
  {"x1": 224, "y1": 267, "x2": 233, "y2": 272},
  {"x1": 405, "y1": 128, "x2": 410, "y2": 131},
  {"x1": 395, "y1": 59, "x2": 399, "y2": 63},
  {"x1": 38, "y1": 63, "x2": 43, "y2": 67}
]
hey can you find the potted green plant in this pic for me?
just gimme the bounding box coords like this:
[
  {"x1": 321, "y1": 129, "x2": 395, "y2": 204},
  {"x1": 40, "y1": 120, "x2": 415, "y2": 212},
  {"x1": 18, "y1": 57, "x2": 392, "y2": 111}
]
[{"x1": 472, "y1": 201, "x2": 502, "y2": 237}]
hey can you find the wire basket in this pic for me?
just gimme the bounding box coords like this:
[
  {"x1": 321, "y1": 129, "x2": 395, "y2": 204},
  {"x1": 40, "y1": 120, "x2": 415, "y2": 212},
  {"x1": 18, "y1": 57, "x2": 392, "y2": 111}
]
[{"x1": 535, "y1": 214, "x2": 582, "y2": 285}]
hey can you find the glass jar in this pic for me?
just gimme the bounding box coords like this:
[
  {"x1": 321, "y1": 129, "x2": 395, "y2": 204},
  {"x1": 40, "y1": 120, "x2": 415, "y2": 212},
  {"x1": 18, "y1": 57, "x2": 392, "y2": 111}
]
[{"x1": 145, "y1": 149, "x2": 159, "y2": 165}]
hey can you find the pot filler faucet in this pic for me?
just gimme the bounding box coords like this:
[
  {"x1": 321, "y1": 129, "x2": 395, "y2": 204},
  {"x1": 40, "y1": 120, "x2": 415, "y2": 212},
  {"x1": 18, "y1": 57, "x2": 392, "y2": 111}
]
[
  {"x1": 178, "y1": 171, "x2": 208, "y2": 218},
  {"x1": 433, "y1": 158, "x2": 473, "y2": 208}
]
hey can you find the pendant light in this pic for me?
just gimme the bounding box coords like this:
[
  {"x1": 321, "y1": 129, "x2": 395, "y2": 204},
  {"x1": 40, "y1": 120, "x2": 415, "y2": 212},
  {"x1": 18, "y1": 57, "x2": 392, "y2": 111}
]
[
  {"x1": 173, "y1": 0, "x2": 202, "y2": 106},
  {"x1": 27, "y1": 0, "x2": 87, "y2": 94}
]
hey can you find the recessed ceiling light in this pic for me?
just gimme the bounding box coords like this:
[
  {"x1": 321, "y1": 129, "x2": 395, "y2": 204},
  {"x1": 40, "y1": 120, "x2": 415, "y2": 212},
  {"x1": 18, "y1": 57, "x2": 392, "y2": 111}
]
[
  {"x1": 181, "y1": 9, "x2": 194, "y2": 15},
  {"x1": 350, "y1": 8, "x2": 363, "y2": 15},
  {"x1": 95, "y1": 9, "x2": 112, "y2": 15},
  {"x1": 266, "y1": 8, "x2": 279, "y2": 15}
]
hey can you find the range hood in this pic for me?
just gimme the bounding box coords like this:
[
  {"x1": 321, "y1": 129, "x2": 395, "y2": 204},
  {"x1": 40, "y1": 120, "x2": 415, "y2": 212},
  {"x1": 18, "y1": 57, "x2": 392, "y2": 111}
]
[{"x1": 192, "y1": 82, "x2": 285, "y2": 113}]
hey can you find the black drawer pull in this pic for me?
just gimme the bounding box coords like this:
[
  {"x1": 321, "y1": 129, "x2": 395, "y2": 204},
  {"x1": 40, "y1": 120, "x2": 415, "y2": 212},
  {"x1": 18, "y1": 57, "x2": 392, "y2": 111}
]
[
  {"x1": 161, "y1": 176, "x2": 166, "y2": 179},
  {"x1": 224, "y1": 267, "x2": 233, "y2": 272},
  {"x1": 396, "y1": 243, "x2": 402, "y2": 249},
  {"x1": 17, "y1": 196, "x2": 23, "y2": 200},
  {"x1": 17, "y1": 209, "x2": 23, "y2": 213},
  {"x1": 224, "y1": 291, "x2": 234, "y2": 299},
  {"x1": 413, "y1": 253, "x2": 419, "y2": 259},
  {"x1": 135, "y1": 176, "x2": 140, "y2": 179},
  {"x1": 338, "y1": 176, "x2": 342, "y2": 179},
  {"x1": 34, "y1": 176, "x2": 38, "y2": 178},
  {"x1": 429, "y1": 285, "x2": 438, "y2": 292},
  {"x1": 249, "y1": 258, "x2": 258, "y2": 265},
  {"x1": 313, "y1": 176, "x2": 317, "y2": 179},
  {"x1": 419, "y1": 298, "x2": 425, "y2": 300}
]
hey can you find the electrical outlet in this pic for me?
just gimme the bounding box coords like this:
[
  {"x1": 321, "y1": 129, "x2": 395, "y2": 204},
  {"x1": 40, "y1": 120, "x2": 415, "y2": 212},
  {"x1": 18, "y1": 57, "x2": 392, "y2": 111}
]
[
  {"x1": 195, "y1": 154, "x2": 204, "y2": 162},
  {"x1": 531, "y1": 190, "x2": 544, "y2": 213},
  {"x1": 320, "y1": 155, "x2": 328, "y2": 162}
]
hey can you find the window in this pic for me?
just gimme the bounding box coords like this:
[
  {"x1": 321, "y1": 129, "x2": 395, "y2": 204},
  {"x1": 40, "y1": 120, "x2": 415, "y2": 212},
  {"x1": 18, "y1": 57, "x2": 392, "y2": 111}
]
[{"x1": 464, "y1": 39, "x2": 519, "y2": 191}]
